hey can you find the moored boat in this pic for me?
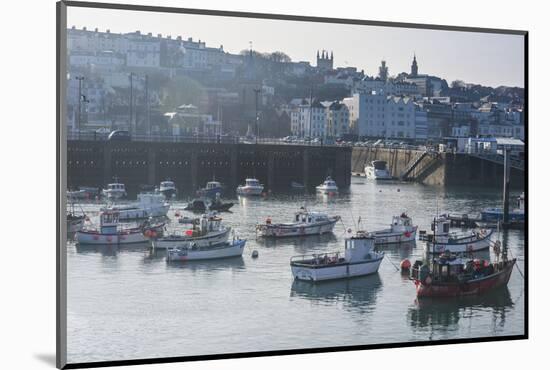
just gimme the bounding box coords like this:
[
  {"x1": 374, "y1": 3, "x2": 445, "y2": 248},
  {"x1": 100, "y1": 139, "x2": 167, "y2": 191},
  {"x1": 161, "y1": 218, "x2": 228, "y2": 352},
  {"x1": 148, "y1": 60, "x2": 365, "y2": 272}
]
[
  {"x1": 315, "y1": 176, "x2": 338, "y2": 194},
  {"x1": 102, "y1": 182, "x2": 127, "y2": 200},
  {"x1": 256, "y1": 207, "x2": 340, "y2": 238},
  {"x1": 480, "y1": 192, "x2": 525, "y2": 223},
  {"x1": 101, "y1": 192, "x2": 170, "y2": 221},
  {"x1": 372, "y1": 213, "x2": 417, "y2": 245},
  {"x1": 166, "y1": 238, "x2": 246, "y2": 262},
  {"x1": 158, "y1": 180, "x2": 177, "y2": 199},
  {"x1": 153, "y1": 212, "x2": 231, "y2": 249},
  {"x1": 410, "y1": 246, "x2": 516, "y2": 298},
  {"x1": 290, "y1": 230, "x2": 384, "y2": 282},
  {"x1": 76, "y1": 211, "x2": 165, "y2": 245},
  {"x1": 236, "y1": 178, "x2": 264, "y2": 196},
  {"x1": 197, "y1": 180, "x2": 224, "y2": 198},
  {"x1": 365, "y1": 160, "x2": 392, "y2": 180},
  {"x1": 421, "y1": 216, "x2": 493, "y2": 254}
]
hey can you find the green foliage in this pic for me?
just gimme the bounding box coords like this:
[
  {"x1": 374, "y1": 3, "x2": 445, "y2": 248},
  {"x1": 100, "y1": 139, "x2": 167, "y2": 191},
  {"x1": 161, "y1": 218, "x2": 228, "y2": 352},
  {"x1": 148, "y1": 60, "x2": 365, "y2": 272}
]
[{"x1": 159, "y1": 76, "x2": 205, "y2": 112}]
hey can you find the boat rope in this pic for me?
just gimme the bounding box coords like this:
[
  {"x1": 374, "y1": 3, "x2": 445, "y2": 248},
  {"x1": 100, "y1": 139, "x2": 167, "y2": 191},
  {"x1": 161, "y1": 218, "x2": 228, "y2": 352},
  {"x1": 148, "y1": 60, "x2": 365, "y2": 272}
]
[
  {"x1": 488, "y1": 239, "x2": 524, "y2": 280},
  {"x1": 384, "y1": 256, "x2": 400, "y2": 272}
]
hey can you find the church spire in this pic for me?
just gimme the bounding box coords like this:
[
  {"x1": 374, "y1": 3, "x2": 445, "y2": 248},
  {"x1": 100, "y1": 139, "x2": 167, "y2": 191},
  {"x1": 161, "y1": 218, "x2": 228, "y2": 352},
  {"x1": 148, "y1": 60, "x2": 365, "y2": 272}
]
[{"x1": 411, "y1": 53, "x2": 418, "y2": 77}]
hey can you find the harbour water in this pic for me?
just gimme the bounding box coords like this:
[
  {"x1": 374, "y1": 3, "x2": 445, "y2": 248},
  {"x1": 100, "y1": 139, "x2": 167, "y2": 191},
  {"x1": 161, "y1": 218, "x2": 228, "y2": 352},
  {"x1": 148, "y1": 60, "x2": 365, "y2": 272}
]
[{"x1": 67, "y1": 180, "x2": 525, "y2": 363}]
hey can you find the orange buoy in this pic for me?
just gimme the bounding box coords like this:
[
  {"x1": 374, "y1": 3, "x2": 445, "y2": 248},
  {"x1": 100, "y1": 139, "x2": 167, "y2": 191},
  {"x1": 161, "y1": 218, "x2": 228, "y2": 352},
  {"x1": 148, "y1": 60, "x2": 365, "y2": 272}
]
[{"x1": 400, "y1": 259, "x2": 411, "y2": 271}]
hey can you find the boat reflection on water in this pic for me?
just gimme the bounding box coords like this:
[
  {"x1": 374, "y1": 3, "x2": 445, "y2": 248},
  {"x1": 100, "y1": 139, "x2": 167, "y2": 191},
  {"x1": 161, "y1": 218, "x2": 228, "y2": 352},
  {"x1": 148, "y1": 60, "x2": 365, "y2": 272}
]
[
  {"x1": 257, "y1": 232, "x2": 337, "y2": 251},
  {"x1": 75, "y1": 241, "x2": 151, "y2": 257},
  {"x1": 374, "y1": 240, "x2": 416, "y2": 259},
  {"x1": 290, "y1": 273, "x2": 382, "y2": 313},
  {"x1": 408, "y1": 287, "x2": 514, "y2": 335},
  {"x1": 164, "y1": 255, "x2": 246, "y2": 273}
]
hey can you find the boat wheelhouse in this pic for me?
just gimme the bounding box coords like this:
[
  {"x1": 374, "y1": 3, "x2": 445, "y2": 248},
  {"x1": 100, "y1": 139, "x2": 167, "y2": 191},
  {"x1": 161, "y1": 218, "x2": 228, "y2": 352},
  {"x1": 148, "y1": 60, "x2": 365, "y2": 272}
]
[
  {"x1": 102, "y1": 182, "x2": 127, "y2": 200},
  {"x1": 421, "y1": 216, "x2": 493, "y2": 254},
  {"x1": 153, "y1": 212, "x2": 231, "y2": 249},
  {"x1": 316, "y1": 176, "x2": 338, "y2": 194},
  {"x1": 236, "y1": 178, "x2": 264, "y2": 196},
  {"x1": 410, "y1": 248, "x2": 516, "y2": 298},
  {"x1": 166, "y1": 238, "x2": 246, "y2": 262},
  {"x1": 256, "y1": 208, "x2": 340, "y2": 238},
  {"x1": 101, "y1": 192, "x2": 170, "y2": 221},
  {"x1": 372, "y1": 213, "x2": 418, "y2": 245},
  {"x1": 76, "y1": 211, "x2": 165, "y2": 245},
  {"x1": 197, "y1": 180, "x2": 224, "y2": 198},
  {"x1": 290, "y1": 231, "x2": 384, "y2": 282},
  {"x1": 365, "y1": 160, "x2": 392, "y2": 180},
  {"x1": 158, "y1": 180, "x2": 177, "y2": 199}
]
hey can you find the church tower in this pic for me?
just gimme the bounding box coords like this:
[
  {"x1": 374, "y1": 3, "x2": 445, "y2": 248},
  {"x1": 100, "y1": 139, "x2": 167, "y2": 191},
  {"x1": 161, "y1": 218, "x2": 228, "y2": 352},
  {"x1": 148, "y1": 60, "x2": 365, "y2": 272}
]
[
  {"x1": 316, "y1": 50, "x2": 334, "y2": 70},
  {"x1": 378, "y1": 60, "x2": 388, "y2": 81},
  {"x1": 410, "y1": 54, "x2": 418, "y2": 77}
]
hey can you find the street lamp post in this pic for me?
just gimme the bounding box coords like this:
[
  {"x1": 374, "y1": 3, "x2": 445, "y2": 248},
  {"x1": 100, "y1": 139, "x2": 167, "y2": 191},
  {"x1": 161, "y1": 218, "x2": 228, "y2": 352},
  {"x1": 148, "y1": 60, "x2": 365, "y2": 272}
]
[
  {"x1": 254, "y1": 88, "x2": 261, "y2": 143},
  {"x1": 75, "y1": 76, "x2": 85, "y2": 139},
  {"x1": 129, "y1": 72, "x2": 134, "y2": 135}
]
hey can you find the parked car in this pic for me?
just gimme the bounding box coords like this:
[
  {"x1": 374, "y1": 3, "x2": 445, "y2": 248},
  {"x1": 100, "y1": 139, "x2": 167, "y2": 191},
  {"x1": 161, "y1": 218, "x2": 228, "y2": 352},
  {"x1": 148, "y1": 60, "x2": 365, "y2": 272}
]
[{"x1": 107, "y1": 130, "x2": 131, "y2": 141}]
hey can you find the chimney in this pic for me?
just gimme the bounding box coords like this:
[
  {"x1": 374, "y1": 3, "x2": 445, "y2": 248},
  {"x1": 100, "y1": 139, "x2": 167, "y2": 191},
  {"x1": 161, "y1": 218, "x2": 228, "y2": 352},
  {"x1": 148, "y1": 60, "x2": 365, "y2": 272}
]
[
  {"x1": 188, "y1": 37, "x2": 193, "y2": 42},
  {"x1": 177, "y1": 36, "x2": 182, "y2": 41},
  {"x1": 94, "y1": 28, "x2": 98, "y2": 32},
  {"x1": 147, "y1": 32, "x2": 152, "y2": 37},
  {"x1": 157, "y1": 33, "x2": 162, "y2": 38},
  {"x1": 83, "y1": 26, "x2": 87, "y2": 31},
  {"x1": 71, "y1": 25, "x2": 76, "y2": 29},
  {"x1": 106, "y1": 29, "x2": 110, "y2": 33}
]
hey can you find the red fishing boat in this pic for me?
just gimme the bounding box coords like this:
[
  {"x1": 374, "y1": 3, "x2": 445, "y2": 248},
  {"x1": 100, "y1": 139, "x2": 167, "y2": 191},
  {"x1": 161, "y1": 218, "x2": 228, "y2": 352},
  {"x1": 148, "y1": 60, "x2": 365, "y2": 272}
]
[{"x1": 410, "y1": 241, "x2": 516, "y2": 298}]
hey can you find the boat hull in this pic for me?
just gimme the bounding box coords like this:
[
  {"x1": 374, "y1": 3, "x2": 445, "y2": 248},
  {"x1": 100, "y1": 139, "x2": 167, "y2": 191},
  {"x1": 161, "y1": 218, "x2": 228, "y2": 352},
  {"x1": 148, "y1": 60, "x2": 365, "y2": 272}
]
[
  {"x1": 373, "y1": 227, "x2": 417, "y2": 245},
  {"x1": 258, "y1": 219, "x2": 338, "y2": 238},
  {"x1": 365, "y1": 166, "x2": 392, "y2": 180},
  {"x1": 427, "y1": 230, "x2": 493, "y2": 254},
  {"x1": 236, "y1": 186, "x2": 264, "y2": 196},
  {"x1": 415, "y1": 259, "x2": 516, "y2": 298},
  {"x1": 167, "y1": 239, "x2": 246, "y2": 261},
  {"x1": 112, "y1": 204, "x2": 170, "y2": 221},
  {"x1": 291, "y1": 255, "x2": 383, "y2": 282},
  {"x1": 77, "y1": 229, "x2": 147, "y2": 245},
  {"x1": 153, "y1": 227, "x2": 231, "y2": 249}
]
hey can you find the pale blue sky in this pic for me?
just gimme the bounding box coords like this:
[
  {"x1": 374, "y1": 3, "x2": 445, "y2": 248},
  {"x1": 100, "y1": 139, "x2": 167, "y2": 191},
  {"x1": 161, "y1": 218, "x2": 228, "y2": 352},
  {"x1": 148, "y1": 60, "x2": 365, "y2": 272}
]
[{"x1": 68, "y1": 6, "x2": 525, "y2": 88}]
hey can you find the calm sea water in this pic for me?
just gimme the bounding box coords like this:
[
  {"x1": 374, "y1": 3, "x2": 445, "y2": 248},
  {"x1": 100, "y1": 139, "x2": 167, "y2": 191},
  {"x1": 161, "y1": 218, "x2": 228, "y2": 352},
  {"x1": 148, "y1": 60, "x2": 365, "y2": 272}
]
[{"x1": 66, "y1": 180, "x2": 525, "y2": 363}]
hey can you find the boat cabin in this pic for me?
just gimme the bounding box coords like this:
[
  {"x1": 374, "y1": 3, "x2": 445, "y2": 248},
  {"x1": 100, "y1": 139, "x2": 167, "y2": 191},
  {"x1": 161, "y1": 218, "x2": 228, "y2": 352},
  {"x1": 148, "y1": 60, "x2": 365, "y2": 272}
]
[
  {"x1": 245, "y1": 178, "x2": 261, "y2": 187},
  {"x1": 321, "y1": 176, "x2": 337, "y2": 187},
  {"x1": 99, "y1": 211, "x2": 119, "y2": 234},
  {"x1": 345, "y1": 231, "x2": 376, "y2": 263},
  {"x1": 206, "y1": 181, "x2": 222, "y2": 190},
  {"x1": 106, "y1": 183, "x2": 125, "y2": 191},
  {"x1": 372, "y1": 160, "x2": 388, "y2": 170},
  {"x1": 199, "y1": 213, "x2": 223, "y2": 234},
  {"x1": 391, "y1": 213, "x2": 413, "y2": 229},
  {"x1": 294, "y1": 211, "x2": 330, "y2": 224},
  {"x1": 431, "y1": 216, "x2": 450, "y2": 236}
]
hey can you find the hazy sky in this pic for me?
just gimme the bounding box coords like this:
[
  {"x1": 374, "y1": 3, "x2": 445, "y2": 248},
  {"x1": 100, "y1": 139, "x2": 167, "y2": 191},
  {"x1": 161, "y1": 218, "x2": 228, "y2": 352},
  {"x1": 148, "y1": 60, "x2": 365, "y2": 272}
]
[{"x1": 68, "y1": 6, "x2": 525, "y2": 88}]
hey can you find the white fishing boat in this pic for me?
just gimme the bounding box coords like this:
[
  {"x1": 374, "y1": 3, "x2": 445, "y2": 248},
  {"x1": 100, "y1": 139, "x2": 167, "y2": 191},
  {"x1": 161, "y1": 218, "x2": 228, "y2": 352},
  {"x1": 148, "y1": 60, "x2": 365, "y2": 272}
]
[
  {"x1": 290, "y1": 230, "x2": 384, "y2": 282},
  {"x1": 153, "y1": 212, "x2": 231, "y2": 249},
  {"x1": 365, "y1": 160, "x2": 392, "y2": 180},
  {"x1": 316, "y1": 176, "x2": 338, "y2": 194},
  {"x1": 76, "y1": 211, "x2": 165, "y2": 245},
  {"x1": 422, "y1": 216, "x2": 493, "y2": 254},
  {"x1": 236, "y1": 178, "x2": 264, "y2": 196},
  {"x1": 102, "y1": 182, "x2": 127, "y2": 200},
  {"x1": 372, "y1": 213, "x2": 418, "y2": 245},
  {"x1": 158, "y1": 180, "x2": 177, "y2": 199},
  {"x1": 166, "y1": 238, "x2": 246, "y2": 262},
  {"x1": 256, "y1": 208, "x2": 340, "y2": 237},
  {"x1": 100, "y1": 192, "x2": 170, "y2": 221}
]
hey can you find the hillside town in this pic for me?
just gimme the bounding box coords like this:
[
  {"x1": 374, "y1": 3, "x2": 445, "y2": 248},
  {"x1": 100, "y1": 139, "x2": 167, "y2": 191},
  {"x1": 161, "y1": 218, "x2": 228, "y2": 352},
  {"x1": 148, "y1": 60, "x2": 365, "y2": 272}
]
[{"x1": 67, "y1": 26, "x2": 525, "y2": 149}]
